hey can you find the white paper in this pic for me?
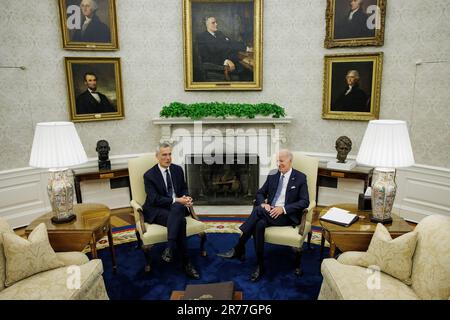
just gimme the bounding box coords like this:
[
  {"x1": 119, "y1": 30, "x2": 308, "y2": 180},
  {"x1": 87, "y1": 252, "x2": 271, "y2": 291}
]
[
  {"x1": 364, "y1": 187, "x2": 372, "y2": 197},
  {"x1": 321, "y1": 207, "x2": 357, "y2": 225}
]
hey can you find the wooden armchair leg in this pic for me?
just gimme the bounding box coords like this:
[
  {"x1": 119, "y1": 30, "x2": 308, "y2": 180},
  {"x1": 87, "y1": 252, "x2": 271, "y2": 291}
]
[
  {"x1": 294, "y1": 247, "x2": 304, "y2": 277},
  {"x1": 199, "y1": 232, "x2": 207, "y2": 257},
  {"x1": 307, "y1": 231, "x2": 312, "y2": 250},
  {"x1": 142, "y1": 244, "x2": 153, "y2": 273},
  {"x1": 135, "y1": 230, "x2": 142, "y2": 250}
]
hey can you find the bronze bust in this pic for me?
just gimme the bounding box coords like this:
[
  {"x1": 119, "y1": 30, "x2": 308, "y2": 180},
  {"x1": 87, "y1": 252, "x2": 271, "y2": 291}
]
[
  {"x1": 96, "y1": 140, "x2": 111, "y2": 171},
  {"x1": 335, "y1": 136, "x2": 352, "y2": 163}
]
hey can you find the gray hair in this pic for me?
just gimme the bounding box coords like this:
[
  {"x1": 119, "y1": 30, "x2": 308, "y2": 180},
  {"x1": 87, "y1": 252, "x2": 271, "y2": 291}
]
[
  {"x1": 278, "y1": 149, "x2": 293, "y2": 161},
  {"x1": 156, "y1": 141, "x2": 172, "y2": 155},
  {"x1": 346, "y1": 70, "x2": 360, "y2": 80},
  {"x1": 81, "y1": 0, "x2": 98, "y2": 11}
]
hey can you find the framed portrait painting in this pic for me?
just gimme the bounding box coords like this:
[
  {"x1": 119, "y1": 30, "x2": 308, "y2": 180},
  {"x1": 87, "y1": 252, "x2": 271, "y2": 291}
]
[
  {"x1": 183, "y1": 0, "x2": 263, "y2": 91},
  {"x1": 58, "y1": 0, "x2": 119, "y2": 50},
  {"x1": 322, "y1": 52, "x2": 383, "y2": 121},
  {"x1": 324, "y1": 0, "x2": 386, "y2": 48},
  {"x1": 65, "y1": 57, "x2": 124, "y2": 122}
]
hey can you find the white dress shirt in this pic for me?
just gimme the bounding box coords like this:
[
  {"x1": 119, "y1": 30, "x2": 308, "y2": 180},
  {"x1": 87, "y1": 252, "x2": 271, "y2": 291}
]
[
  {"x1": 158, "y1": 164, "x2": 175, "y2": 203},
  {"x1": 348, "y1": 8, "x2": 359, "y2": 20},
  {"x1": 88, "y1": 88, "x2": 101, "y2": 103},
  {"x1": 273, "y1": 168, "x2": 292, "y2": 214}
]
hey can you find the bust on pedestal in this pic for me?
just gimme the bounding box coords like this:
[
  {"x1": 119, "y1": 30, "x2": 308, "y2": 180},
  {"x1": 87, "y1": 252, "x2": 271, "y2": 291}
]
[
  {"x1": 327, "y1": 136, "x2": 356, "y2": 170},
  {"x1": 96, "y1": 140, "x2": 111, "y2": 171}
]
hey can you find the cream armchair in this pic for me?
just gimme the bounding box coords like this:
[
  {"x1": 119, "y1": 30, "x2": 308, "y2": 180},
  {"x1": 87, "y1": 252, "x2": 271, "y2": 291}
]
[
  {"x1": 319, "y1": 214, "x2": 450, "y2": 300},
  {"x1": 264, "y1": 153, "x2": 319, "y2": 275},
  {"x1": 0, "y1": 218, "x2": 108, "y2": 300},
  {"x1": 128, "y1": 154, "x2": 207, "y2": 273}
]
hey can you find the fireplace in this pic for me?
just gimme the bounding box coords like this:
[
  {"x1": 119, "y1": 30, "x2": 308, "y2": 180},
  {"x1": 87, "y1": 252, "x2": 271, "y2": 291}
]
[{"x1": 185, "y1": 154, "x2": 259, "y2": 205}]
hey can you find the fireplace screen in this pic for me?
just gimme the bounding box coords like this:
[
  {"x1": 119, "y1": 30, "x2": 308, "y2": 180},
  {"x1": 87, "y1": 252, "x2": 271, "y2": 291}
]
[{"x1": 185, "y1": 154, "x2": 259, "y2": 205}]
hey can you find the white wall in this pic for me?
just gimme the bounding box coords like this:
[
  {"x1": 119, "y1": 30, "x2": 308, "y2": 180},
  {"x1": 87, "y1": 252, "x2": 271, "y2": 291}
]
[
  {"x1": 0, "y1": 0, "x2": 449, "y2": 227},
  {"x1": 0, "y1": 0, "x2": 449, "y2": 171}
]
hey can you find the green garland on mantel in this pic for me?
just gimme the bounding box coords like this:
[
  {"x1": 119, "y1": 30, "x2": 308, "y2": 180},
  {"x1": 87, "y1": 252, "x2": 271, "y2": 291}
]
[{"x1": 160, "y1": 102, "x2": 286, "y2": 120}]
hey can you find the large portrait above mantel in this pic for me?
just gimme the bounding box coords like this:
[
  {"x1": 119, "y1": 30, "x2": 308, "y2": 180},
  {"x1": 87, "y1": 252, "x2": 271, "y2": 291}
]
[
  {"x1": 183, "y1": 0, "x2": 263, "y2": 91},
  {"x1": 325, "y1": 0, "x2": 386, "y2": 48}
]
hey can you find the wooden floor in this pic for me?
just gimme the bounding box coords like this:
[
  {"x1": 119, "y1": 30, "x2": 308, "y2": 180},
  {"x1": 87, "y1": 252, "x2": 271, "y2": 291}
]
[{"x1": 14, "y1": 205, "x2": 415, "y2": 236}]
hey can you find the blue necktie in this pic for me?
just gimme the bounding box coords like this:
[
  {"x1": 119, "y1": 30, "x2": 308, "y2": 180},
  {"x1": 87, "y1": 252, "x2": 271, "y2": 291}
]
[
  {"x1": 271, "y1": 174, "x2": 285, "y2": 206},
  {"x1": 165, "y1": 169, "x2": 173, "y2": 197}
]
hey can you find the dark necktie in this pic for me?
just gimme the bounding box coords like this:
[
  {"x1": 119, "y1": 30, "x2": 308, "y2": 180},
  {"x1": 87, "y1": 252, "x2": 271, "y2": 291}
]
[
  {"x1": 271, "y1": 174, "x2": 285, "y2": 206},
  {"x1": 165, "y1": 169, "x2": 173, "y2": 197}
]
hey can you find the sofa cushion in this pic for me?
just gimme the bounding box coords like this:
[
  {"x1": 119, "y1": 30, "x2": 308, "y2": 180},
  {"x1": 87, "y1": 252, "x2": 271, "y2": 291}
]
[
  {"x1": 0, "y1": 259, "x2": 106, "y2": 300},
  {"x1": 320, "y1": 258, "x2": 419, "y2": 300},
  {"x1": 358, "y1": 223, "x2": 417, "y2": 284},
  {"x1": 0, "y1": 218, "x2": 14, "y2": 292},
  {"x1": 2, "y1": 223, "x2": 64, "y2": 286},
  {"x1": 410, "y1": 214, "x2": 450, "y2": 300}
]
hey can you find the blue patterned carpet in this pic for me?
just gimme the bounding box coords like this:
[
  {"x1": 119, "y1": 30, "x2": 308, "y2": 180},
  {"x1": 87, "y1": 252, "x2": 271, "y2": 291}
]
[{"x1": 97, "y1": 233, "x2": 329, "y2": 300}]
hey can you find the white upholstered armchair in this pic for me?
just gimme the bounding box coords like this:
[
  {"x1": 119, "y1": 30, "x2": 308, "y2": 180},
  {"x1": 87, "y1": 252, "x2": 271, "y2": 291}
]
[
  {"x1": 128, "y1": 154, "x2": 207, "y2": 272},
  {"x1": 264, "y1": 152, "x2": 319, "y2": 275}
]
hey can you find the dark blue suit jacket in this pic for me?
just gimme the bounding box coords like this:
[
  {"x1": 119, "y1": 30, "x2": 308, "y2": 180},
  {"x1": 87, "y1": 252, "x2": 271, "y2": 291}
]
[
  {"x1": 255, "y1": 169, "x2": 309, "y2": 225},
  {"x1": 142, "y1": 163, "x2": 189, "y2": 224}
]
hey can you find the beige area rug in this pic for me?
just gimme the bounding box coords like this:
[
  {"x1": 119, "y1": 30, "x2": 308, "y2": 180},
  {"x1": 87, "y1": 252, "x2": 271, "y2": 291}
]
[{"x1": 84, "y1": 220, "x2": 328, "y2": 253}]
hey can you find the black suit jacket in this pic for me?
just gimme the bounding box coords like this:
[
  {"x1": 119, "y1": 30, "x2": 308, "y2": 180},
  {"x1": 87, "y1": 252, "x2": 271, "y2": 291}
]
[
  {"x1": 142, "y1": 164, "x2": 189, "y2": 224},
  {"x1": 72, "y1": 14, "x2": 111, "y2": 43},
  {"x1": 255, "y1": 169, "x2": 310, "y2": 225},
  {"x1": 197, "y1": 31, "x2": 246, "y2": 66},
  {"x1": 332, "y1": 85, "x2": 370, "y2": 112},
  {"x1": 75, "y1": 90, "x2": 116, "y2": 114}
]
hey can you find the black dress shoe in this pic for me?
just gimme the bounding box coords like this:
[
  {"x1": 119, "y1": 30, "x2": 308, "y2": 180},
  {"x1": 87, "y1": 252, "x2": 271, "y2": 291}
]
[
  {"x1": 217, "y1": 248, "x2": 245, "y2": 261},
  {"x1": 161, "y1": 247, "x2": 173, "y2": 263},
  {"x1": 250, "y1": 265, "x2": 264, "y2": 282},
  {"x1": 184, "y1": 262, "x2": 200, "y2": 279}
]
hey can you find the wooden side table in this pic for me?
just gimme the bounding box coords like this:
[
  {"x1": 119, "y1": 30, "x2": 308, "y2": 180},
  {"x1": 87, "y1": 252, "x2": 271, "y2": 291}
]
[
  {"x1": 72, "y1": 166, "x2": 131, "y2": 204},
  {"x1": 25, "y1": 203, "x2": 117, "y2": 272},
  {"x1": 316, "y1": 166, "x2": 373, "y2": 205},
  {"x1": 319, "y1": 203, "x2": 413, "y2": 259}
]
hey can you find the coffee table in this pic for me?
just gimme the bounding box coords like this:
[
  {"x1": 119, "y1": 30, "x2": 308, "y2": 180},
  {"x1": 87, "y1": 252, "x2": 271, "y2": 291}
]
[
  {"x1": 319, "y1": 203, "x2": 413, "y2": 259},
  {"x1": 170, "y1": 291, "x2": 243, "y2": 300},
  {"x1": 25, "y1": 203, "x2": 117, "y2": 272}
]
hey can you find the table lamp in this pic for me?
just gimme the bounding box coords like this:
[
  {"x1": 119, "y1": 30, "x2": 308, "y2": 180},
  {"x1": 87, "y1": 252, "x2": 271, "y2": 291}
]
[
  {"x1": 29, "y1": 122, "x2": 88, "y2": 223},
  {"x1": 356, "y1": 120, "x2": 414, "y2": 223}
]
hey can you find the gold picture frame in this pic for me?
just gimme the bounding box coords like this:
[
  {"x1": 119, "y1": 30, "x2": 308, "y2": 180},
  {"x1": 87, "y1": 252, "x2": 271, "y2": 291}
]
[
  {"x1": 58, "y1": 0, "x2": 119, "y2": 51},
  {"x1": 183, "y1": 0, "x2": 263, "y2": 91},
  {"x1": 324, "y1": 0, "x2": 386, "y2": 48},
  {"x1": 322, "y1": 52, "x2": 383, "y2": 121},
  {"x1": 65, "y1": 57, "x2": 124, "y2": 122}
]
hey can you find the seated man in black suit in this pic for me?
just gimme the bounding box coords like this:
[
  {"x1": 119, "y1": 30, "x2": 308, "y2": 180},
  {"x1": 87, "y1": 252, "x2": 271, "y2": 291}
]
[
  {"x1": 197, "y1": 15, "x2": 251, "y2": 80},
  {"x1": 332, "y1": 70, "x2": 370, "y2": 112},
  {"x1": 72, "y1": 0, "x2": 111, "y2": 43},
  {"x1": 141, "y1": 142, "x2": 200, "y2": 279},
  {"x1": 218, "y1": 149, "x2": 310, "y2": 282},
  {"x1": 76, "y1": 72, "x2": 116, "y2": 115}
]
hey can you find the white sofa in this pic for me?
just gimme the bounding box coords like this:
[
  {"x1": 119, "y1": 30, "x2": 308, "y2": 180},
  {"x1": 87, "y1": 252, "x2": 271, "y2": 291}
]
[
  {"x1": 318, "y1": 214, "x2": 450, "y2": 300},
  {"x1": 0, "y1": 217, "x2": 109, "y2": 300}
]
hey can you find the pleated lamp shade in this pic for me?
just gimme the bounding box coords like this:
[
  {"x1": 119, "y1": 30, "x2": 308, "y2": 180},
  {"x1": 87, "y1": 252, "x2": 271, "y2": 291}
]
[
  {"x1": 356, "y1": 120, "x2": 415, "y2": 168},
  {"x1": 29, "y1": 122, "x2": 88, "y2": 169}
]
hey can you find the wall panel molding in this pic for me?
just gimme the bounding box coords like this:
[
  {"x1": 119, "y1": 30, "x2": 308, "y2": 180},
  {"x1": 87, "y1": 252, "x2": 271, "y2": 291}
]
[{"x1": 1, "y1": 152, "x2": 448, "y2": 228}]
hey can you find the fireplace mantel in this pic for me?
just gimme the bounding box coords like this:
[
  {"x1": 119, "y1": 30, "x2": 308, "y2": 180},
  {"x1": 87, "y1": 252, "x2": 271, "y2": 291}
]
[
  {"x1": 152, "y1": 116, "x2": 292, "y2": 125},
  {"x1": 152, "y1": 116, "x2": 293, "y2": 144}
]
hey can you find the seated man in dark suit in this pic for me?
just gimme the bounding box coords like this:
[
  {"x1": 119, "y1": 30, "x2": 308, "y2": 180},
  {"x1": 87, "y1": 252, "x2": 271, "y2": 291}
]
[
  {"x1": 197, "y1": 15, "x2": 251, "y2": 80},
  {"x1": 141, "y1": 142, "x2": 200, "y2": 279},
  {"x1": 218, "y1": 150, "x2": 309, "y2": 281},
  {"x1": 76, "y1": 72, "x2": 116, "y2": 115},
  {"x1": 72, "y1": 0, "x2": 111, "y2": 43}
]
